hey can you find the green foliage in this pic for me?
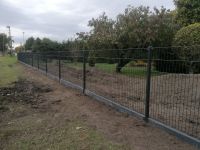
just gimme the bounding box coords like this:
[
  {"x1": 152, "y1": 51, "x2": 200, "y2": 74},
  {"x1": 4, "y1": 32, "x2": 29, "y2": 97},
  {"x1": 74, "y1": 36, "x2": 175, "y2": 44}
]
[
  {"x1": 25, "y1": 37, "x2": 34, "y2": 50},
  {"x1": 32, "y1": 38, "x2": 42, "y2": 52},
  {"x1": 0, "y1": 33, "x2": 9, "y2": 54},
  {"x1": 116, "y1": 6, "x2": 151, "y2": 48},
  {"x1": 73, "y1": 6, "x2": 179, "y2": 72},
  {"x1": 115, "y1": 6, "x2": 178, "y2": 72},
  {"x1": 31, "y1": 38, "x2": 61, "y2": 52},
  {"x1": 0, "y1": 56, "x2": 22, "y2": 87},
  {"x1": 88, "y1": 12, "x2": 116, "y2": 50},
  {"x1": 24, "y1": 5, "x2": 182, "y2": 73},
  {"x1": 173, "y1": 23, "x2": 200, "y2": 73},
  {"x1": 24, "y1": 36, "x2": 76, "y2": 54},
  {"x1": 174, "y1": 0, "x2": 200, "y2": 26},
  {"x1": 173, "y1": 23, "x2": 200, "y2": 46}
]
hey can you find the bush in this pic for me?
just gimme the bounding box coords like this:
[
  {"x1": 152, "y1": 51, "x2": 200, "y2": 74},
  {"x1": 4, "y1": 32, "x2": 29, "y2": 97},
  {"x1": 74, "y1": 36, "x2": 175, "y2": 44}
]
[
  {"x1": 173, "y1": 23, "x2": 200, "y2": 73},
  {"x1": 173, "y1": 23, "x2": 200, "y2": 47},
  {"x1": 154, "y1": 47, "x2": 188, "y2": 73}
]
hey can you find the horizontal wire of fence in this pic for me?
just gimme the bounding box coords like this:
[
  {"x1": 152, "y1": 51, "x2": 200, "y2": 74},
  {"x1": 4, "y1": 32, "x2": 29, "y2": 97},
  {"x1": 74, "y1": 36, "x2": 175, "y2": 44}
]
[{"x1": 17, "y1": 46, "x2": 200, "y2": 147}]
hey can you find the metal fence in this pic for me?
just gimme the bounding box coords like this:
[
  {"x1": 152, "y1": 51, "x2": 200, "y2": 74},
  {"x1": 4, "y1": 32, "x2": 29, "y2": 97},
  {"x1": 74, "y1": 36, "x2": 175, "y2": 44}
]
[{"x1": 18, "y1": 46, "x2": 200, "y2": 147}]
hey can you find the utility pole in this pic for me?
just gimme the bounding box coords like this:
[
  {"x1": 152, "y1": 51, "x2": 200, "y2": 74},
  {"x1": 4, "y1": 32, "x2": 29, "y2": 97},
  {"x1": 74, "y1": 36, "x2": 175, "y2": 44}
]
[
  {"x1": 2, "y1": 33, "x2": 4, "y2": 55},
  {"x1": 6, "y1": 26, "x2": 12, "y2": 55},
  {"x1": 23, "y1": 32, "x2": 25, "y2": 51},
  {"x1": 20, "y1": 42, "x2": 23, "y2": 52}
]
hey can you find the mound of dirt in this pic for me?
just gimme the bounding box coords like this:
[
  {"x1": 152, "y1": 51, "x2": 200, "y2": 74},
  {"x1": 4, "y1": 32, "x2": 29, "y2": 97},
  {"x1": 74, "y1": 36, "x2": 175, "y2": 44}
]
[{"x1": 0, "y1": 79, "x2": 53, "y2": 110}]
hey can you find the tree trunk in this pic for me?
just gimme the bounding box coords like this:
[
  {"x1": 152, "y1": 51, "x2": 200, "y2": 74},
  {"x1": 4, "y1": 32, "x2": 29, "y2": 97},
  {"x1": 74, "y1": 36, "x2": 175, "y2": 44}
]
[{"x1": 116, "y1": 59, "x2": 130, "y2": 73}]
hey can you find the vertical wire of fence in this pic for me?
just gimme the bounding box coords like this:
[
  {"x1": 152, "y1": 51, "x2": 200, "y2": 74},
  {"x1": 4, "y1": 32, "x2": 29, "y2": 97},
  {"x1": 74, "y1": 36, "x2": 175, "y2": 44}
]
[{"x1": 17, "y1": 45, "x2": 200, "y2": 144}]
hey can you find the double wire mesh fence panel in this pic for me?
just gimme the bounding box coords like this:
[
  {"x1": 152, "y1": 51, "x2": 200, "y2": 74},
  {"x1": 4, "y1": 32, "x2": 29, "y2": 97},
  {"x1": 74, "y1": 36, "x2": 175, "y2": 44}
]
[
  {"x1": 38, "y1": 54, "x2": 46, "y2": 72},
  {"x1": 47, "y1": 57, "x2": 59, "y2": 77},
  {"x1": 17, "y1": 45, "x2": 200, "y2": 142},
  {"x1": 60, "y1": 51, "x2": 84, "y2": 88},
  {"x1": 85, "y1": 48, "x2": 148, "y2": 115},
  {"x1": 33, "y1": 54, "x2": 37, "y2": 68},
  {"x1": 150, "y1": 46, "x2": 200, "y2": 140}
]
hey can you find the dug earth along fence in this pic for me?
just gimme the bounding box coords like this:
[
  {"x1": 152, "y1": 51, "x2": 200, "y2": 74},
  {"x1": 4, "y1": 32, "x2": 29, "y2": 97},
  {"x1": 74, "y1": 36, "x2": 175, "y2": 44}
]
[{"x1": 18, "y1": 46, "x2": 200, "y2": 148}]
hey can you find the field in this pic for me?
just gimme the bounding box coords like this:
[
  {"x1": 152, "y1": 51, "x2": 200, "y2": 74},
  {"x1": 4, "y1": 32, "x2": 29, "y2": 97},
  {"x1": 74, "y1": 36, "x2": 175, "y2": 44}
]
[
  {"x1": 63, "y1": 62, "x2": 161, "y2": 76},
  {"x1": 1, "y1": 56, "x2": 198, "y2": 150}
]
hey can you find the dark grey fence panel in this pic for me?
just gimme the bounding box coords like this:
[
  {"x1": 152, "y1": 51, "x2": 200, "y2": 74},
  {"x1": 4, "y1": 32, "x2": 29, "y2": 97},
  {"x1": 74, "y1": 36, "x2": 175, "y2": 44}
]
[{"x1": 17, "y1": 46, "x2": 200, "y2": 148}]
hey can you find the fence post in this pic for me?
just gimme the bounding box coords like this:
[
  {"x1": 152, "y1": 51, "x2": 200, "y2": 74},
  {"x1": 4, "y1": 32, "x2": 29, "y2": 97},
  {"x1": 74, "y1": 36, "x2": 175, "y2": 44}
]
[
  {"x1": 58, "y1": 52, "x2": 61, "y2": 82},
  {"x1": 31, "y1": 53, "x2": 33, "y2": 67},
  {"x1": 144, "y1": 46, "x2": 152, "y2": 122},
  {"x1": 37, "y1": 54, "x2": 39, "y2": 69},
  {"x1": 189, "y1": 60, "x2": 193, "y2": 74},
  {"x1": 46, "y1": 55, "x2": 48, "y2": 75},
  {"x1": 83, "y1": 50, "x2": 86, "y2": 94}
]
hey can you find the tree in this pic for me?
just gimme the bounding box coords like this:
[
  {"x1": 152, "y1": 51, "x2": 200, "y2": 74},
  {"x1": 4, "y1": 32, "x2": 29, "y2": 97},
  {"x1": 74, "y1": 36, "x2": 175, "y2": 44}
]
[
  {"x1": 173, "y1": 23, "x2": 200, "y2": 73},
  {"x1": 40, "y1": 38, "x2": 55, "y2": 52},
  {"x1": 88, "y1": 12, "x2": 116, "y2": 49},
  {"x1": 67, "y1": 6, "x2": 178, "y2": 72},
  {"x1": 0, "y1": 33, "x2": 9, "y2": 55},
  {"x1": 114, "y1": 6, "x2": 178, "y2": 72},
  {"x1": 32, "y1": 38, "x2": 42, "y2": 52},
  {"x1": 174, "y1": 0, "x2": 200, "y2": 26},
  {"x1": 25, "y1": 37, "x2": 35, "y2": 51},
  {"x1": 23, "y1": 5, "x2": 179, "y2": 73},
  {"x1": 150, "y1": 8, "x2": 180, "y2": 72},
  {"x1": 31, "y1": 37, "x2": 57, "y2": 52},
  {"x1": 87, "y1": 13, "x2": 117, "y2": 65}
]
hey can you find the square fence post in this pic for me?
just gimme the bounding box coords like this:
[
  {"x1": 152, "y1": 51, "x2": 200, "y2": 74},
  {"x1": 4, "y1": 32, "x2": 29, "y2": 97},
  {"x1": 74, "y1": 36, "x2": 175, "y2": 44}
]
[
  {"x1": 25, "y1": 53, "x2": 27, "y2": 63},
  {"x1": 83, "y1": 50, "x2": 86, "y2": 94},
  {"x1": 144, "y1": 46, "x2": 152, "y2": 121},
  {"x1": 58, "y1": 53, "x2": 61, "y2": 82},
  {"x1": 31, "y1": 53, "x2": 33, "y2": 67},
  {"x1": 37, "y1": 54, "x2": 39, "y2": 69},
  {"x1": 189, "y1": 61, "x2": 193, "y2": 74},
  {"x1": 46, "y1": 55, "x2": 48, "y2": 75}
]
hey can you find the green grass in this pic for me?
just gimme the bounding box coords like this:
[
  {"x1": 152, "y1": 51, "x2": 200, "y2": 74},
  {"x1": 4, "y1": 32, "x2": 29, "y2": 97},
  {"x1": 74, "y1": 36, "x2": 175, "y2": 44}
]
[
  {"x1": 0, "y1": 56, "x2": 22, "y2": 87},
  {"x1": 65, "y1": 62, "x2": 161, "y2": 77},
  {"x1": 0, "y1": 115, "x2": 126, "y2": 150}
]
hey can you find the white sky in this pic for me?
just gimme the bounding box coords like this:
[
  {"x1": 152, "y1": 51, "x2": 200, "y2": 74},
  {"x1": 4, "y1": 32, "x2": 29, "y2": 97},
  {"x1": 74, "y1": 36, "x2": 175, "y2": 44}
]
[{"x1": 0, "y1": 0, "x2": 175, "y2": 47}]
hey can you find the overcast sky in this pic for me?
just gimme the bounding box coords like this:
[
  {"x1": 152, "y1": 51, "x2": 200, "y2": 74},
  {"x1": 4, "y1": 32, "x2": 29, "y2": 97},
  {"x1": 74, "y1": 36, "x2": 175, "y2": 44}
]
[{"x1": 0, "y1": 0, "x2": 175, "y2": 46}]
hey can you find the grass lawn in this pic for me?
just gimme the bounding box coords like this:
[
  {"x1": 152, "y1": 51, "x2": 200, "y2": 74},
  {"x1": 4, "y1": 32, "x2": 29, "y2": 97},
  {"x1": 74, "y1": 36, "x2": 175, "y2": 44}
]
[
  {"x1": 64, "y1": 62, "x2": 161, "y2": 77},
  {"x1": 1, "y1": 117, "x2": 125, "y2": 150},
  {"x1": 0, "y1": 56, "x2": 22, "y2": 87}
]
